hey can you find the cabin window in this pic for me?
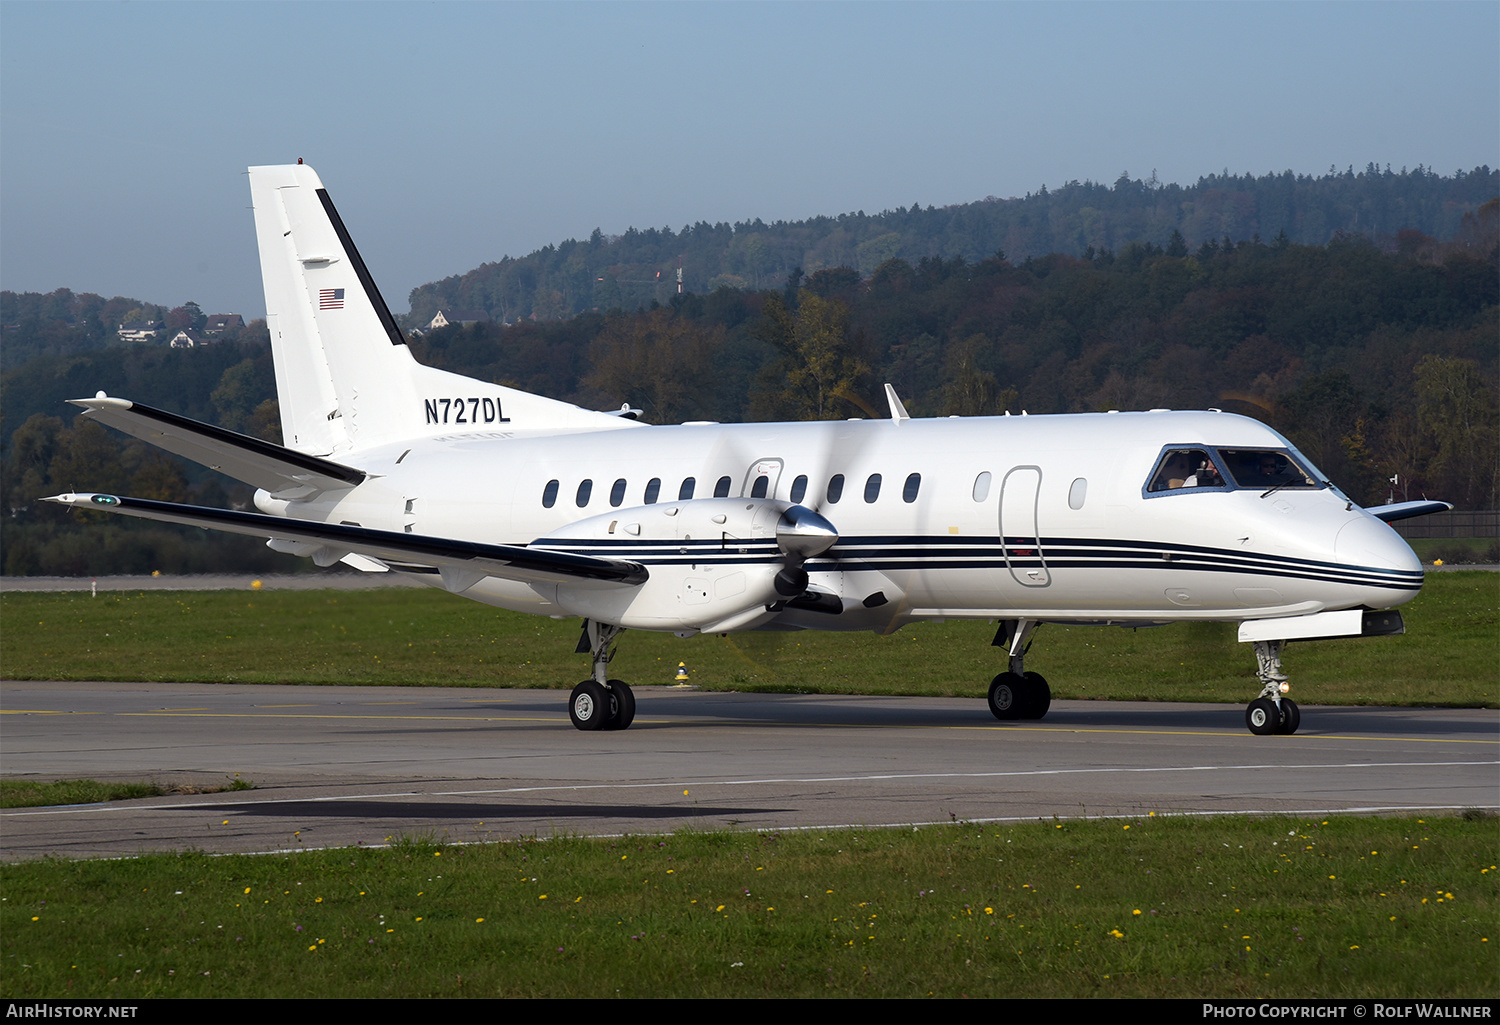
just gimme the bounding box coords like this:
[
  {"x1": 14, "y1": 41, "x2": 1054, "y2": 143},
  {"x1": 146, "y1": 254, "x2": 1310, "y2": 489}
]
[
  {"x1": 826, "y1": 474, "x2": 845, "y2": 504},
  {"x1": 644, "y1": 478, "x2": 661, "y2": 504},
  {"x1": 864, "y1": 473, "x2": 882, "y2": 503},
  {"x1": 972, "y1": 471, "x2": 991, "y2": 502},
  {"x1": 790, "y1": 474, "x2": 808, "y2": 503},
  {"x1": 1068, "y1": 478, "x2": 1087, "y2": 510},
  {"x1": 679, "y1": 477, "x2": 695, "y2": 500},
  {"x1": 542, "y1": 479, "x2": 559, "y2": 508},
  {"x1": 610, "y1": 478, "x2": 627, "y2": 507},
  {"x1": 903, "y1": 473, "x2": 921, "y2": 503},
  {"x1": 714, "y1": 475, "x2": 731, "y2": 498},
  {"x1": 576, "y1": 479, "x2": 593, "y2": 507},
  {"x1": 751, "y1": 475, "x2": 769, "y2": 498}
]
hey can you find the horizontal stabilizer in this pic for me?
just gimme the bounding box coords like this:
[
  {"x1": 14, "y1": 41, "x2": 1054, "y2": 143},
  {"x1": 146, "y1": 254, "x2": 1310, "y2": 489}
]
[
  {"x1": 42, "y1": 492, "x2": 649, "y2": 587},
  {"x1": 1367, "y1": 500, "x2": 1454, "y2": 523},
  {"x1": 69, "y1": 396, "x2": 365, "y2": 494}
]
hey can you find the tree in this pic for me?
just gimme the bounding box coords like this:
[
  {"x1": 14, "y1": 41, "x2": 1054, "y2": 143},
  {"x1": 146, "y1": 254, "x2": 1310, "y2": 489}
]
[
  {"x1": 211, "y1": 358, "x2": 273, "y2": 433},
  {"x1": 941, "y1": 335, "x2": 1012, "y2": 416},
  {"x1": 47, "y1": 417, "x2": 129, "y2": 499},
  {"x1": 804, "y1": 267, "x2": 860, "y2": 300},
  {"x1": 1415, "y1": 355, "x2": 1499, "y2": 509},
  {"x1": 2, "y1": 414, "x2": 63, "y2": 520},
  {"x1": 752, "y1": 291, "x2": 869, "y2": 420},
  {"x1": 856, "y1": 233, "x2": 902, "y2": 277},
  {"x1": 1277, "y1": 372, "x2": 1382, "y2": 502},
  {"x1": 1374, "y1": 409, "x2": 1432, "y2": 503},
  {"x1": 125, "y1": 445, "x2": 189, "y2": 502},
  {"x1": 247, "y1": 400, "x2": 283, "y2": 444},
  {"x1": 583, "y1": 309, "x2": 726, "y2": 425}
]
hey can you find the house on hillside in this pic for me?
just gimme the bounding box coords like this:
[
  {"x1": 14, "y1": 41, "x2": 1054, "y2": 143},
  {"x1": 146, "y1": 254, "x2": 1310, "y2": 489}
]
[
  {"x1": 116, "y1": 321, "x2": 160, "y2": 343},
  {"x1": 168, "y1": 330, "x2": 205, "y2": 348},
  {"x1": 203, "y1": 314, "x2": 243, "y2": 335},
  {"x1": 426, "y1": 308, "x2": 489, "y2": 330}
]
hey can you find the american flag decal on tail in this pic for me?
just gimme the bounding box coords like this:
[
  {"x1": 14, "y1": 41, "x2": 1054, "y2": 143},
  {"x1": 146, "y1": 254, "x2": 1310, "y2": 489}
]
[{"x1": 319, "y1": 288, "x2": 345, "y2": 310}]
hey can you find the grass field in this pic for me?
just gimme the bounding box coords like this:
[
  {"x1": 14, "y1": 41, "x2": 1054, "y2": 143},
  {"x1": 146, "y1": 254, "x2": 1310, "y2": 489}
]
[
  {"x1": 0, "y1": 778, "x2": 253, "y2": 810},
  {"x1": 2, "y1": 815, "x2": 1494, "y2": 999},
  {"x1": 1405, "y1": 537, "x2": 1499, "y2": 564},
  {"x1": 1, "y1": 570, "x2": 1494, "y2": 707}
]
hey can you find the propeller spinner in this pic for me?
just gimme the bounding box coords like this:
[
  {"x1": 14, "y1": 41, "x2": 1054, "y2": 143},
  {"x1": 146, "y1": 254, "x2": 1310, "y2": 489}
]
[{"x1": 773, "y1": 504, "x2": 838, "y2": 596}]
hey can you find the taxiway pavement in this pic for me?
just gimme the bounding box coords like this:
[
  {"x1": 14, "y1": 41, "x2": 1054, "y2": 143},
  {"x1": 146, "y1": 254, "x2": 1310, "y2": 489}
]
[{"x1": 2, "y1": 681, "x2": 1495, "y2": 860}]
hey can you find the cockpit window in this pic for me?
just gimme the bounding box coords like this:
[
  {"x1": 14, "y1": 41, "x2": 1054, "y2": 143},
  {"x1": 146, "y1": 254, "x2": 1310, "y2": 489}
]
[
  {"x1": 1147, "y1": 448, "x2": 1223, "y2": 493},
  {"x1": 1144, "y1": 446, "x2": 1326, "y2": 497},
  {"x1": 1217, "y1": 449, "x2": 1320, "y2": 490}
]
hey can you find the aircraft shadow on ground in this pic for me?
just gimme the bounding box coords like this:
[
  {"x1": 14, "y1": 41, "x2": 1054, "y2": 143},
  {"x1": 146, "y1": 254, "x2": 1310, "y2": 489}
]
[
  {"x1": 195, "y1": 800, "x2": 788, "y2": 821},
  {"x1": 615, "y1": 698, "x2": 1494, "y2": 738}
]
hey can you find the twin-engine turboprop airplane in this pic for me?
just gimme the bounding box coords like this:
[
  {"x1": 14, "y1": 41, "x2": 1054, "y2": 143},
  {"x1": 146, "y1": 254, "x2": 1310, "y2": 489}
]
[{"x1": 47, "y1": 162, "x2": 1448, "y2": 734}]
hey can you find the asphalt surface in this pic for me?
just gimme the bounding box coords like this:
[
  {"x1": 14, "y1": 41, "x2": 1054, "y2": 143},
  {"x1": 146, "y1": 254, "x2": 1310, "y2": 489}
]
[{"x1": 2, "y1": 681, "x2": 1495, "y2": 860}]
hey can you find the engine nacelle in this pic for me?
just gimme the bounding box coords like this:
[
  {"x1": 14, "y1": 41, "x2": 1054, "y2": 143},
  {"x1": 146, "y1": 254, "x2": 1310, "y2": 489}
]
[{"x1": 533, "y1": 498, "x2": 835, "y2": 633}]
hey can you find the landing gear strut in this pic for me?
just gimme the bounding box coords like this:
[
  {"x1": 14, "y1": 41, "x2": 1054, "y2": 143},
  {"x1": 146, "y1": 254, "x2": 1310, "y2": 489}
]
[
  {"x1": 987, "y1": 619, "x2": 1051, "y2": 721},
  {"x1": 569, "y1": 620, "x2": 636, "y2": 731},
  {"x1": 1245, "y1": 639, "x2": 1299, "y2": 736}
]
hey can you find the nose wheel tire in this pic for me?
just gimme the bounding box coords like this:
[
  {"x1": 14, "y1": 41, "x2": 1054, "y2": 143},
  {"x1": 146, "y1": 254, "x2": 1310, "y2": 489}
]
[
  {"x1": 1245, "y1": 697, "x2": 1281, "y2": 736},
  {"x1": 1278, "y1": 698, "x2": 1300, "y2": 735}
]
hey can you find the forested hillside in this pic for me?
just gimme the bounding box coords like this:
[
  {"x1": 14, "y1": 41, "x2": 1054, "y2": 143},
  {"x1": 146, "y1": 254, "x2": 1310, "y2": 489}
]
[
  {"x1": 2, "y1": 175, "x2": 1495, "y2": 575},
  {"x1": 407, "y1": 165, "x2": 1498, "y2": 325}
]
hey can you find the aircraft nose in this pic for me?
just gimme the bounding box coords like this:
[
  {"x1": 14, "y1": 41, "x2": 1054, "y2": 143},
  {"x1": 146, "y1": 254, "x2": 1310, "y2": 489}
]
[
  {"x1": 1335, "y1": 516, "x2": 1421, "y2": 573},
  {"x1": 1335, "y1": 514, "x2": 1424, "y2": 604}
]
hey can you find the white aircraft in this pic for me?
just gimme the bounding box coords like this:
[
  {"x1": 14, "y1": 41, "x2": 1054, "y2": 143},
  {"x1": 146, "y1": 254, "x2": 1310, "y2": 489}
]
[{"x1": 47, "y1": 162, "x2": 1449, "y2": 735}]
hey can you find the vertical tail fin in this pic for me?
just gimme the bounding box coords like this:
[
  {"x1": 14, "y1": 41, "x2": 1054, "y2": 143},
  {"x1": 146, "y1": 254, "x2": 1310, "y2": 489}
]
[{"x1": 248, "y1": 163, "x2": 633, "y2": 455}]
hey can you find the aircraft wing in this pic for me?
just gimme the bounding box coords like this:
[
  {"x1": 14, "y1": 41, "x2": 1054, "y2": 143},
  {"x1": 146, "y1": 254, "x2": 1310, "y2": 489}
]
[
  {"x1": 68, "y1": 396, "x2": 366, "y2": 494},
  {"x1": 1367, "y1": 500, "x2": 1454, "y2": 523},
  {"x1": 42, "y1": 493, "x2": 649, "y2": 587}
]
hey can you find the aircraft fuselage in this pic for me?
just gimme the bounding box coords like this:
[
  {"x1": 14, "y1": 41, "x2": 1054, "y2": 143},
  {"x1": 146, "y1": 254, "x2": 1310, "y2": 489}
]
[{"x1": 258, "y1": 408, "x2": 1422, "y2": 634}]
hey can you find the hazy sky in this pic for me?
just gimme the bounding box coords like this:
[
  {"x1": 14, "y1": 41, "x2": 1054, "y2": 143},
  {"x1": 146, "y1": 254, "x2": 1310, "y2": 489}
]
[{"x1": 2, "y1": 1, "x2": 1496, "y2": 319}]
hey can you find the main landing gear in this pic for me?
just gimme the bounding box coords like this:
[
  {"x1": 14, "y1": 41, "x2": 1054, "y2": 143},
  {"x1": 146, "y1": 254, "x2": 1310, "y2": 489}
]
[
  {"x1": 987, "y1": 619, "x2": 1052, "y2": 721},
  {"x1": 1244, "y1": 639, "x2": 1299, "y2": 736},
  {"x1": 569, "y1": 620, "x2": 636, "y2": 731}
]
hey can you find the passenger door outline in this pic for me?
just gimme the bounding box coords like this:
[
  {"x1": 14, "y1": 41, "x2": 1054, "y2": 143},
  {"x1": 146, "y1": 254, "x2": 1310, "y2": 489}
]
[{"x1": 1000, "y1": 465, "x2": 1049, "y2": 587}]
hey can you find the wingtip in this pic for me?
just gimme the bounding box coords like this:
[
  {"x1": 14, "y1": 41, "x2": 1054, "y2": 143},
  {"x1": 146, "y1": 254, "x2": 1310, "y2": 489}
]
[
  {"x1": 41, "y1": 492, "x2": 120, "y2": 508},
  {"x1": 67, "y1": 394, "x2": 131, "y2": 410}
]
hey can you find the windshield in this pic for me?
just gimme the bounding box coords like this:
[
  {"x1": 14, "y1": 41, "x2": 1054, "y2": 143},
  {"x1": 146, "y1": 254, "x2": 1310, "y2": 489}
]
[
  {"x1": 1144, "y1": 446, "x2": 1327, "y2": 497},
  {"x1": 1216, "y1": 448, "x2": 1321, "y2": 490}
]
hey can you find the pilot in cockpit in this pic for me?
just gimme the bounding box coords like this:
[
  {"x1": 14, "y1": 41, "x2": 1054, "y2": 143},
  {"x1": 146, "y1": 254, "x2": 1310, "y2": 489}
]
[{"x1": 1152, "y1": 451, "x2": 1193, "y2": 491}]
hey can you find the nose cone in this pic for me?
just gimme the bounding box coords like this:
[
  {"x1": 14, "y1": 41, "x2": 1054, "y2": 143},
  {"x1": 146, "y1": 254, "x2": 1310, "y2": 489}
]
[
  {"x1": 1336, "y1": 514, "x2": 1424, "y2": 604},
  {"x1": 777, "y1": 505, "x2": 838, "y2": 559}
]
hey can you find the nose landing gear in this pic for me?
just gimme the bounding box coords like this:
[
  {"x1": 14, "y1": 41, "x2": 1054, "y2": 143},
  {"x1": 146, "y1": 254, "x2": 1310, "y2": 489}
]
[{"x1": 1246, "y1": 639, "x2": 1299, "y2": 735}]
